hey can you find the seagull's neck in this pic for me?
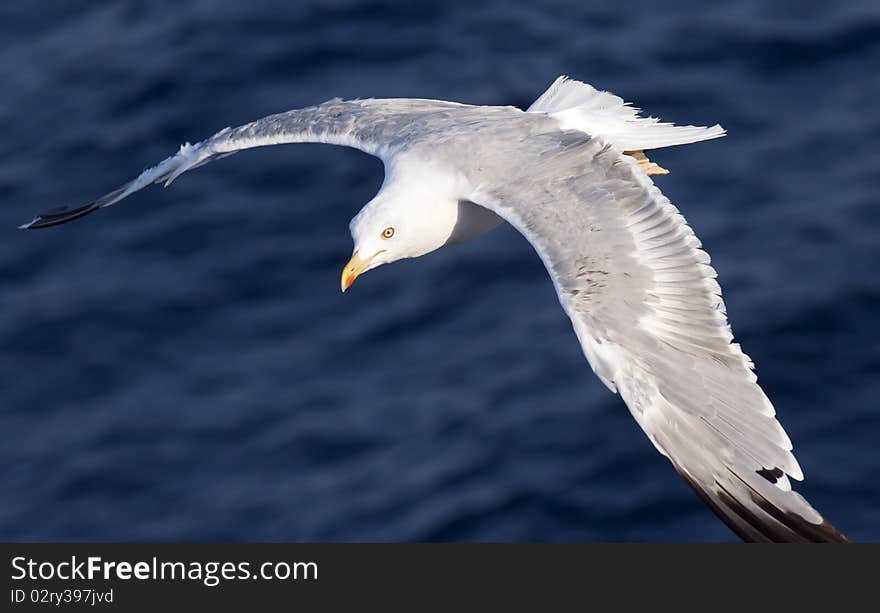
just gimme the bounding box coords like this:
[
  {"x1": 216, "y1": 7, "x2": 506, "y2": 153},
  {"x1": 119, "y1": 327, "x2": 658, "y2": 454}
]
[
  {"x1": 383, "y1": 161, "x2": 501, "y2": 247},
  {"x1": 363, "y1": 158, "x2": 466, "y2": 258}
]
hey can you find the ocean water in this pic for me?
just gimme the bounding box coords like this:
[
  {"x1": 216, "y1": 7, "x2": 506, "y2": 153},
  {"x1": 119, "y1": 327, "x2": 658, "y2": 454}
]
[{"x1": 1, "y1": 1, "x2": 878, "y2": 542}]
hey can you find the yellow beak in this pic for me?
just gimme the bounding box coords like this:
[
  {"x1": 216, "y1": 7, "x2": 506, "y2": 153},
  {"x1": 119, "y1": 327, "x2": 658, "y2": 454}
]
[{"x1": 341, "y1": 250, "x2": 373, "y2": 292}]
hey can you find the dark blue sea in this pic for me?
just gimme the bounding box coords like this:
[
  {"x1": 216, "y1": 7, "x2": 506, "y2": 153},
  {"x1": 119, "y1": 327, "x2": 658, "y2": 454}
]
[{"x1": 1, "y1": 1, "x2": 877, "y2": 542}]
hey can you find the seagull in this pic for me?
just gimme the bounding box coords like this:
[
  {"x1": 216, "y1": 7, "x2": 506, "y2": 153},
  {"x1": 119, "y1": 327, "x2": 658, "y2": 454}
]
[{"x1": 22, "y1": 76, "x2": 848, "y2": 542}]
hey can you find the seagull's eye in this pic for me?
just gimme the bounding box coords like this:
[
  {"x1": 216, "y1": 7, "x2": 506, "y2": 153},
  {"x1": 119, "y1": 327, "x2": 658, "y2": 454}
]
[{"x1": 382, "y1": 227, "x2": 395, "y2": 239}]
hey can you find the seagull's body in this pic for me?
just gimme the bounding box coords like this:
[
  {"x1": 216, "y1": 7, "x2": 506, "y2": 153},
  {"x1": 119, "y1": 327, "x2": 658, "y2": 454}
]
[{"x1": 24, "y1": 76, "x2": 847, "y2": 542}]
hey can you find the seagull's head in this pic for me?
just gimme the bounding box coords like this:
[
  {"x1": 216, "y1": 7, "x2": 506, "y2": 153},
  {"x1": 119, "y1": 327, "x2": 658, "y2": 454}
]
[{"x1": 341, "y1": 185, "x2": 460, "y2": 292}]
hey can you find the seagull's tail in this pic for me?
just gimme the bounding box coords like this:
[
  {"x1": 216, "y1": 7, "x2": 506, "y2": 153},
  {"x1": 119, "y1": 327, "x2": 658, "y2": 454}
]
[
  {"x1": 527, "y1": 76, "x2": 725, "y2": 153},
  {"x1": 19, "y1": 137, "x2": 231, "y2": 229}
]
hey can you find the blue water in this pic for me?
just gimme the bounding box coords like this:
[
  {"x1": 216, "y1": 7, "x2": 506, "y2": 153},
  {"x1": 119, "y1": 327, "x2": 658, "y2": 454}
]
[{"x1": 1, "y1": 1, "x2": 878, "y2": 542}]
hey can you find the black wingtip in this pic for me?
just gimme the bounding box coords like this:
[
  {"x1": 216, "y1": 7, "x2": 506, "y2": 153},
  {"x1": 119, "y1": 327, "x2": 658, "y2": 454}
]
[
  {"x1": 19, "y1": 202, "x2": 102, "y2": 229},
  {"x1": 675, "y1": 463, "x2": 850, "y2": 543}
]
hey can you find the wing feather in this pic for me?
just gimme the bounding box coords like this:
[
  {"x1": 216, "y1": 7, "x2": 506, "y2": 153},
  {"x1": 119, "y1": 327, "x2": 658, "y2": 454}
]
[
  {"x1": 471, "y1": 133, "x2": 846, "y2": 542},
  {"x1": 19, "y1": 98, "x2": 467, "y2": 229}
]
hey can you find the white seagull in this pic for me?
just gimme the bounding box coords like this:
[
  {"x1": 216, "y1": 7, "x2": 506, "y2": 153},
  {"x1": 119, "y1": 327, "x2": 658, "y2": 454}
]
[{"x1": 23, "y1": 76, "x2": 848, "y2": 542}]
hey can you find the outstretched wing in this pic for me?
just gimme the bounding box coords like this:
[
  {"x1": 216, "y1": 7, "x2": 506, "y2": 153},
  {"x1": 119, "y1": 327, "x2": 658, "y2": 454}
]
[
  {"x1": 20, "y1": 98, "x2": 468, "y2": 229},
  {"x1": 471, "y1": 132, "x2": 846, "y2": 542}
]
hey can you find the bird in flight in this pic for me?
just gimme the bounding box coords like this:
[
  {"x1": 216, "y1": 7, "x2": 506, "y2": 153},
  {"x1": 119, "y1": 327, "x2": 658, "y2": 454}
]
[{"x1": 22, "y1": 76, "x2": 848, "y2": 542}]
